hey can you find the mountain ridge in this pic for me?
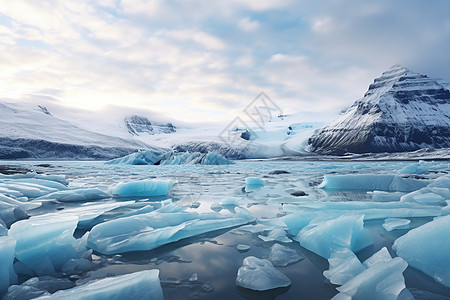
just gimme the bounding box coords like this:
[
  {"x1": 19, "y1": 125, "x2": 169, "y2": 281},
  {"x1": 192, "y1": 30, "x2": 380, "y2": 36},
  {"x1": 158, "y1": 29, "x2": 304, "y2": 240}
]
[{"x1": 307, "y1": 65, "x2": 450, "y2": 154}]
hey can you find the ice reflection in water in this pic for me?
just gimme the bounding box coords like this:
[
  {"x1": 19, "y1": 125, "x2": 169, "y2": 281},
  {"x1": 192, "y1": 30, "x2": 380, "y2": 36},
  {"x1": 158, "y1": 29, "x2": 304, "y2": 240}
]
[{"x1": 2, "y1": 160, "x2": 450, "y2": 299}]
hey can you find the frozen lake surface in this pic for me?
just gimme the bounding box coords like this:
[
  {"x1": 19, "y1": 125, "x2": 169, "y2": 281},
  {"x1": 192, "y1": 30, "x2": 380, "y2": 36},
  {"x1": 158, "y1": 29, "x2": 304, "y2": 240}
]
[{"x1": 1, "y1": 160, "x2": 450, "y2": 299}]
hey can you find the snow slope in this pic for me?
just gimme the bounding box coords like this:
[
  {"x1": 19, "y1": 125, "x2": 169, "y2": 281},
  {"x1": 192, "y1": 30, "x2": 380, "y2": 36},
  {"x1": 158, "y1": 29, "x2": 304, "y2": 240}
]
[
  {"x1": 0, "y1": 100, "x2": 156, "y2": 159},
  {"x1": 307, "y1": 65, "x2": 450, "y2": 154}
]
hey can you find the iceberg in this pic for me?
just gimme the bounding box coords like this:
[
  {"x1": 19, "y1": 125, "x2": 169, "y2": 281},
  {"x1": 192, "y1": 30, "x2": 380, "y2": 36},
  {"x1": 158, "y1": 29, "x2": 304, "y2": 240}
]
[
  {"x1": 245, "y1": 177, "x2": 264, "y2": 187},
  {"x1": 383, "y1": 218, "x2": 410, "y2": 231},
  {"x1": 400, "y1": 187, "x2": 449, "y2": 205},
  {"x1": 106, "y1": 150, "x2": 233, "y2": 165},
  {"x1": 57, "y1": 201, "x2": 135, "y2": 228},
  {"x1": 393, "y1": 215, "x2": 450, "y2": 287},
  {"x1": 319, "y1": 174, "x2": 429, "y2": 192},
  {"x1": 0, "y1": 236, "x2": 17, "y2": 293},
  {"x1": 298, "y1": 215, "x2": 372, "y2": 259},
  {"x1": 398, "y1": 161, "x2": 429, "y2": 175},
  {"x1": 323, "y1": 248, "x2": 365, "y2": 285},
  {"x1": 258, "y1": 228, "x2": 291, "y2": 243},
  {"x1": 106, "y1": 149, "x2": 163, "y2": 165},
  {"x1": 35, "y1": 269, "x2": 163, "y2": 300},
  {"x1": 87, "y1": 205, "x2": 255, "y2": 254},
  {"x1": 237, "y1": 244, "x2": 251, "y2": 251},
  {"x1": 268, "y1": 243, "x2": 303, "y2": 267},
  {"x1": 8, "y1": 214, "x2": 87, "y2": 275},
  {"x1": 4, "y1": 276, "x2": 75, "y2": 300},
  {"x1": 236, "y1": 256, "x2": 291, "y2": 291},
  {"x1": 333, "y1": 257, "x2": 408, "y2": 300},
  {"x1": 282, "y1": 201, "x2": 442, "y2": 220},
  {"x1": 37, "y1": 188, "x2": 110, "y2": 202},
  {"x1": 110, "y1": 180, "x2": 176, "y2": 197}
]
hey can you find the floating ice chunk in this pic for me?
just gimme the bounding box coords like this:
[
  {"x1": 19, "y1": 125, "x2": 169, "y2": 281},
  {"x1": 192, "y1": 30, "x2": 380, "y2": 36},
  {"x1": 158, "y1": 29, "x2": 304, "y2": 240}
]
[
  {"x1": 400, "y1": 187, "x2": 449, "y2": 205},
  {"x1": 8, "y1": 214, "x2": 86, "y2": 275},
  {"x1": 202, "y1": 152, "x2": 234, "y2": 165},
  {"x1": 87, "y1": 206, "x2": 254, "y2": 254},
  {"x1": 320, "y1": 175, "x2": 429, "y2": 192},
  {"x1": 383, "y1": 218, "x2": 410, "y2": 231},
  {"x1": 282, "y1": 213, "x2": 317, "y2": 235},
  {"x1": 35, "y1": 269, "x2": 163, "y2": 300},
  {"x1": 55, "y1": 201, "x2": 135, "y2": 228},
  {"x1": 282, "y1": 201, "x2": 442, "y2": 220},
  {"x1": 0, "y1": 236, "x2": 17, "y2": 293},
  {"x1": 0, "y1": 182, "x2": 58, "y2": 198},
  {"x1": 106, "y1": 150, "x2": 163, "y2": 165},
  {"x1": 370, "y1": 191, "x2": 404, "y2": 202},
  {"x1": 61, "y1": 258, "x2": 95, "y2": 276},
  {"x1": 393, "y1": 215, "x2": 450, "y2": 287},
  {"x1": 0, "y1": 193, "x2": 41, "y2": 210},
  {"x1": 12, "y1": 178, "x2": 68, "y2": 191},
  {"x1": 4, "y1": 276, "x2": 74, "y2": 300},
  {"x1": 236, "y1": 256, "x2": 291, "y2": 291},
  {"x1": 220, "y1": 197, "x2": 238, "y2": 206},
  {"x1": 362, "y1": 247, "x2": 392, "y2": 268},
  {"x1": 38, "y1": 188, "x2": 110, "y2": 202},
  {"x1": 0, "y1": 206, "x2": 29, "y2": 227},
  {"x1": 269, "y1": 243, "x2": 303, "y2": 267},
  {"x1": 298, "y1": 215, "x2": 372, "y2": 259},
  {"x1": 107, "y1": 150, "x2": 233, "y2": 165},
  {"x1": 398, "y1": 161, "x2": 429, "y2": 175},
  {"x1": 210, "y1": 202, "x2": 222, "y2": 212},
  {"x1": 258, "y1": 228, "x2": 291, "y2": 243},
  {"x1": 428, "y1": 175, "x2": 450, "y2": 188},
  {"x1": 334, "y1": 257, "x2": 408, "y2": 300},
  {"x1": 246, "y1": 177, "x2": 264, "y2": 187},
  {"x1": 0, "y1": 220, "x2": 7, "y2": 235},
  {"x1": 238, "y1": 223, "x2": 276, "y2": 234},
  {"x1": 323, "y1": 248, "x2": 365, "y2": 285},
  {"x1": 110, "y1": 180, "x2": 176, "y2": 197},
  {"x1": 0, "y1": 173, "x2": 68, "y2": 185},
  {"x1": 237, "y1": 244, "x2": 251, "y2": 251}
]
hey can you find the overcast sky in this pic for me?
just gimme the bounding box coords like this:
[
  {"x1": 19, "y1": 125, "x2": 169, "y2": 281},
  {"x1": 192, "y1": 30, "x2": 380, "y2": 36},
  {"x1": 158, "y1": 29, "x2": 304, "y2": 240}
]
[{"x1": 1, "y1": 0, "x2": 449, "y2": 123}]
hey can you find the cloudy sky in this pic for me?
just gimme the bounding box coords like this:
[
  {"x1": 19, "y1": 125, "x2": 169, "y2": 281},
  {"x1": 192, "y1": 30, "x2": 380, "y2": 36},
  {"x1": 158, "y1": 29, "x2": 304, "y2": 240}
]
[{"x1": 1, "y1": 0, "x2": 449, "y2": 123}]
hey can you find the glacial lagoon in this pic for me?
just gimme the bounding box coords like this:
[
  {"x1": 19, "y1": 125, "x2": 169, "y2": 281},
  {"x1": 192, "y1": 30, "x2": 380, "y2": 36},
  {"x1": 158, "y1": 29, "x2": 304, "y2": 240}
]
[{"x1": 1, "y1": 160, "x2": 450, "y2": 299}]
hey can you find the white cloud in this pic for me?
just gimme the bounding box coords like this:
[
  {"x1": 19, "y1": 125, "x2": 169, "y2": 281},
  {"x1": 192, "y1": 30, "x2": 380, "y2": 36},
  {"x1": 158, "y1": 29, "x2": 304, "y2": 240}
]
[{"x1": 238, "y1": 17, "x2": 260, "y2": 31}]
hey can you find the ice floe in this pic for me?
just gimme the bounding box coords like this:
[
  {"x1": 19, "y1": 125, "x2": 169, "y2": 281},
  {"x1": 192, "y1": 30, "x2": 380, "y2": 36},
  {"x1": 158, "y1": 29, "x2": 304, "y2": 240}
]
[
  {"x1": 393, "y1": 215, "x2": 450, "y2": 288},
  {"x1": 383, "y1": 218, "x2": 410, "y2": 231},
  {"x1": 297, "y1": 215, "x2": 372, "y2": 259},
  {"x1": 8, "y1": 214, "x2": 89, "y2": 276},
  {"x1": 106, "y1": 150, "x2": 233, "y2": 165},
  {"x1": 323, "y1": 248, "x2": 365, "y2": 285},
  {"x1": 87, "y1": 204, "x2": 255, "y2": 254},
  {"x1": 320, "y1": 174, "x2": 429, "y2": 192},
  {"x1": 37, "y1": 188, "x2": 110, "y2": 202},
  {"x1": 110, "y1": 180, "x2": 176, "y2": 197},
  {"x1": 236, "y1": 256, "x2": 291, "y2": 291},
  {"x1": 268, "y1": 243, "x2": 303, "y2": 267},
  {"x1": 0, "y1": 236, "x2": 17, "y2": 293},
  {"x1": 35, "y1": 269, "x2": 163, "y2": 300}
]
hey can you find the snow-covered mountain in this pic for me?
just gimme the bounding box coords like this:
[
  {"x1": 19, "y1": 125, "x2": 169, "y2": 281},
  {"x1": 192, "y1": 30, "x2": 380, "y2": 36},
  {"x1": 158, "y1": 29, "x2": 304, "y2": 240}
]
[
  {"x1": 0, "y1": 101, "x2": 156, "y2": 159},
  {"x1": 124, "y1": 115, "x2": 175, "y2": 136},
  {"x1": 307, "y1": 65, "x2": 450, "y2": 154}
]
